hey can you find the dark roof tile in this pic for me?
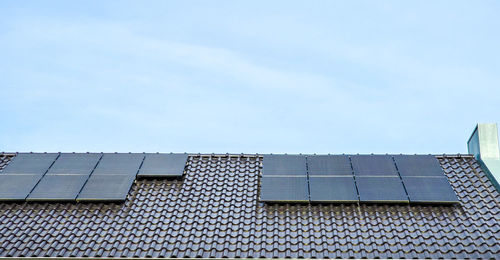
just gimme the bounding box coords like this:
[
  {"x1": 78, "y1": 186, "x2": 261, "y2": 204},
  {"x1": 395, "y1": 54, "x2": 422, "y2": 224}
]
[{"x1": 0, "y1": 154, "x2": 499, "y2": 258}]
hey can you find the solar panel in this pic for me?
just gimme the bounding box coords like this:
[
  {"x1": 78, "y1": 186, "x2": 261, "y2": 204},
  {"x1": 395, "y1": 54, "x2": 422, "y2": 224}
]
[
  {"x1": 356, "y1": 177, "x2": 408, "y2": 203},
  {"x1": 262, "y1": 155, "x2": 307, "y2": 176},
  {"x1": 309, "y1": 176, "x2": 358, "y2": 203},
  {"x1": 1, "y1": 153, "x2": 58, "y2": 175},
  {"x1": 307, "y1": 155, "x2": 352, "y2": 176},
  {"x1": 27, "y1": 175, "x2": 89, "y2": 201},
  {"x1": 47, "y1": 153, "x2": 101, "y2": 175},
  {"x1": 77, "y1": 175, "x2": 136, "y2": 202},
  {"x1": 393, "y1": 155, "x2": 444, "y2": 177},
  {"x1": 92, "y1": 153, "x2": 144, "y2": 175},
  {"x1": 402, "y1": 177, "x2": 459, "y2": 204},
  {"x1": 0, "y1": 175, "x2": 41, "y2": 201},
  {"x1": 137, "y1": 153, "x2": 188, "y2": 178},
  {"x1": 351, "y1": 155, "x2": 398, "y2": 176},
  {"x1": 260, "y1": 176, "x2": 308, "y2": 202}
]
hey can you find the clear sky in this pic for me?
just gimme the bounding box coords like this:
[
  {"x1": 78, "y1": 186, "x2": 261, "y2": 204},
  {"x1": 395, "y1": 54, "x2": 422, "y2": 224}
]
[{"x1": 1, "y1": 1, "x2": 499, "y2": 154}]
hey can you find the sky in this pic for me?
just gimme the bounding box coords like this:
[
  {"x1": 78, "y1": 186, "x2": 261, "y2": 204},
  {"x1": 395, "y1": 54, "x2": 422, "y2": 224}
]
[{"x1": 1, "y1": 1, "x2": 499, "y2": 154}]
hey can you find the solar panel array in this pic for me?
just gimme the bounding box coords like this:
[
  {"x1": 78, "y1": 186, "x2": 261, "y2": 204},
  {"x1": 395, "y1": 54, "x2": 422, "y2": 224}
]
[
  {"x1": 351, "y1": 155, "x2": 408, "y2": 203},
  {"x1": 0, "y1": 153, "x2": 188, "y2": 202},
  {"x1": 394, "y1": 155, "x2": 459, "y2": 203},
  {"x1": 137, "y1": 153, "x2": 188, "y2": 178},
  {"x1": 260, "y1": 154, "x2": 459, "y2": 205},
  {"x1": 0, "y1": 153, "x2": 58, "y2": 201},
  {"x1": 308, "y1": 155, "x2": 358, "y2": 203},
  {"x1": 260, "y1": 155, "x2": 308, "y2": 202}
]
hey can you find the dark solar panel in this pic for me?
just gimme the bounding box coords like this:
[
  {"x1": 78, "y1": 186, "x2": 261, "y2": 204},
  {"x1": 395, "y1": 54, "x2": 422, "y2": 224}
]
[
  {"x1": 27, "y1": 175, "x2": 89, "y2": 201},
  {"x1": 77, "y1": 175, "x2": 136, "y2": 202},
  {"x1": 307, "y1": 155, "x2": 352, "y2": 176},
  {"x1": 402, "y1": 177, "x2": 459, "y2": 204},
  {"x1": 351, "y1": 155, "x2": 398, "y2": 176},
  {"x1": 260, "y1": 176, "x2": 309, "y2": 202},
  {"x1": 47, "y1": 153, "x2": 101, "y2": 175},
  {"x1": 393, "y1": 155, "x2": 444, "y2": 177},
  {"x1": 309, "y1": 176, "x2": 358, "y2": 203},
  {"x1": 92, "y1": 153, "x2": 144, "y2": 175},
  {"x1": 0, "y1": 175, "x2": 41, "y2": 201},
  {"x1": 137, "y1": 153, "x2": 188, "y2": 178},
  {"x1": 356, "y1": 177, "x2": 409, "y2": 203},
  {"x1": 262, "y1": 155, "x2": 307, "y2": 176},
  {"x1": 1, "y1": 153, "x2": 58, "y2": 175}
]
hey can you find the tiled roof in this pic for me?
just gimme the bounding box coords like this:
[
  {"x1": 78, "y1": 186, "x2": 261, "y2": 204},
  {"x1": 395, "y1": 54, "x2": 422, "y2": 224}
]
[{"x1": 0, "y1": 154, "x2": 499, "y2": 258}]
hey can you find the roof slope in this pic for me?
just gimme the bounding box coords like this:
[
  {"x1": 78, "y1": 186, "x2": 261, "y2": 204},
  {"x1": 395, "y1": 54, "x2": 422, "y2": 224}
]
[{"x1": 0, "y1": 154, "x2": 499, "y2": 258}]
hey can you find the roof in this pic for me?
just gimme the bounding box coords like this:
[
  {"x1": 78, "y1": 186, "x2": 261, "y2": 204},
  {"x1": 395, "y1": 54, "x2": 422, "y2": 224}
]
[{"x1": 0, "y1": 153, "x2": 499, "y2": 258}]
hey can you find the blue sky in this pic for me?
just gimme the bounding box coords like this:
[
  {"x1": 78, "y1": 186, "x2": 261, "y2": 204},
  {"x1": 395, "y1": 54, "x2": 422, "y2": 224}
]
[{"x1": 1, "y1": 1, "x2": 499, "y2": 154}]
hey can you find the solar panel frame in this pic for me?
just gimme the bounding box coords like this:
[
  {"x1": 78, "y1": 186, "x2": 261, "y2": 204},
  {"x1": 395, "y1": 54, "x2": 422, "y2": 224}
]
[
  {"x1": 309, "y1": 176, "x2": 358, "y2": 203},
  {"x1": 137, "y1": 153, "x2": 188, "y2": 178},
  {"x1": 1, "y1": 153, "x2": 59, "y2": 175},
  {"x1": 393, "y1": 155, "x2": 444, "y2": 177},
  {"x1": 92, "y1": 153, "x2": 144, "y2": 176},
  {"x1": 307, "y1": 155, "x2": 353, "y2": 176},
  {"x1": 260, "y1": 176, "x2": 309, "y2": 202},
  {"x1": 356, "y1": 176, "x2": 409, "y2": 203},
  {"x1": 262, "y1": 155, "x2": 307, "y2": 176},
  {"x1": 27, "y1": 175, "x2": 89, "y2": 201},
  {"x1": 47, "y1": 153, "x2": 102, "y2": 175},
  {"x1": 402, "y1": 176, "x2": 459, "y2": 204},
  {"x1": 351, "y1": 155, "x2": 399, "y2": 176},
  {"x1": 77, "y1": 174, "x2": 136, "y2": 202},
  {"x1": 0, "y1": 175, "x2": 41, "y2": 201}
]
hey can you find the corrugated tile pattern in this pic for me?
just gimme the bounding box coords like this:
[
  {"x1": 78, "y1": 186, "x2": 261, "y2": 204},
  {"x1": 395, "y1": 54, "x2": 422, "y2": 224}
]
[
  {"x1": 0, "y1": 154, "x2": 499, "y2": 258},
  {"x1": 0, "y1": 154, "x2": 14, "y2": 171}
]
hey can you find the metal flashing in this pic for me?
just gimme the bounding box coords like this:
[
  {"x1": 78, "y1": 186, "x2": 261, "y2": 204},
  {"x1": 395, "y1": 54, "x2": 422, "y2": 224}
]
[{"x1": 468, "y1": 123, "x2": 500, "y2": 159}]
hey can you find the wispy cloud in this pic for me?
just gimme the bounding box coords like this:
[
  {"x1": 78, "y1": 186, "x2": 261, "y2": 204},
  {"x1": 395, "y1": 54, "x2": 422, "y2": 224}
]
[{"x1": 0, "y1": 1, "x2": 498, "y2": 153}]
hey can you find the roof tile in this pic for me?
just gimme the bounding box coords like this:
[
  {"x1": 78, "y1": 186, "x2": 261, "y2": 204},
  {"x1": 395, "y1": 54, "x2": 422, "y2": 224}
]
[{"x1": 0, "y1": 154, "x2": 499, "y2": 258}]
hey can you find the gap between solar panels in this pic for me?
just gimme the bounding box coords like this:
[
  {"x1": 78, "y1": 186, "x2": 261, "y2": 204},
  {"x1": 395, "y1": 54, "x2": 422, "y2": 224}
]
[
  {"x1": 0, "y1": 153, "x2": 189, "y2": 203},
  {"x1": 260, "y1": 154, "x2": 459, "y2": 205}
]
